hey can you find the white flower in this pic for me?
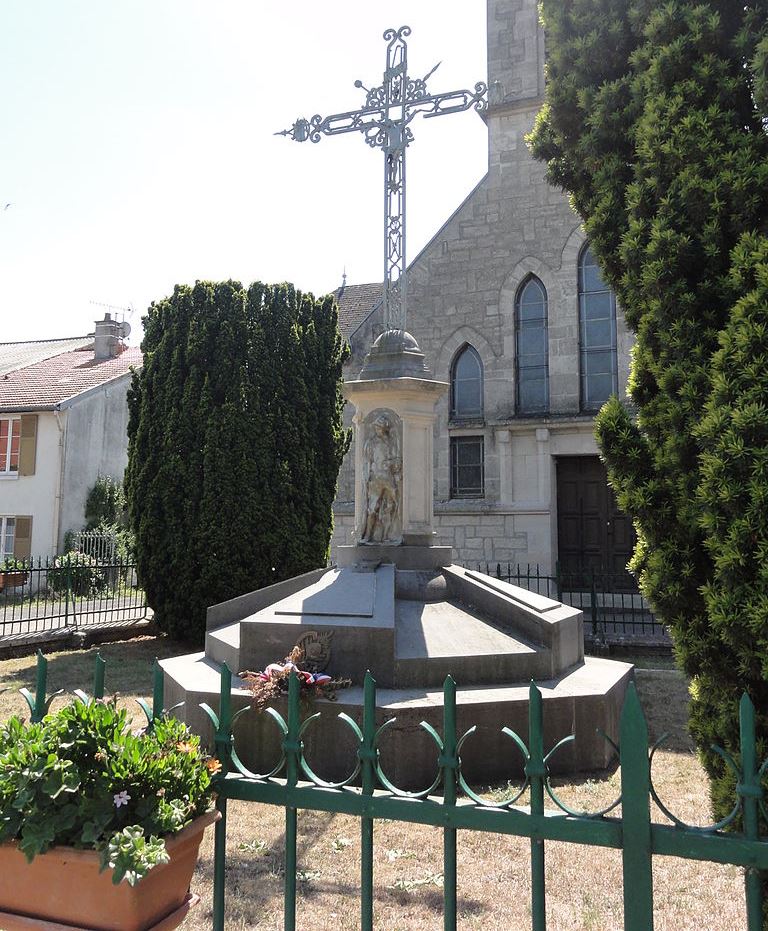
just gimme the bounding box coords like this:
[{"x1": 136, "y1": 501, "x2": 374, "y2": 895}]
[{"x1": 113, "y1": 790, "x2": 131, "y2": 808}]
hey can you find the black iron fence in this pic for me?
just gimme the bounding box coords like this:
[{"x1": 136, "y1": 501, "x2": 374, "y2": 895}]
[
  {"x1": 0, "y1": 555, "x2": 149, "y2": 638},
  {"x1": 469, "y1": 562, "x2": 668, "y2": 644}
]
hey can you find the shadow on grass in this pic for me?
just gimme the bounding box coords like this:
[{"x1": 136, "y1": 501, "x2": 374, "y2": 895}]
[{"x1": 0, "y1": 635, "x2": 198, "y2": 716}]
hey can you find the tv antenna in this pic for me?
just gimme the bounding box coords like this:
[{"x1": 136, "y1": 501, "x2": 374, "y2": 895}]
[{"x1": 90, "y1": 300, "x2": 135, "y2": 340}]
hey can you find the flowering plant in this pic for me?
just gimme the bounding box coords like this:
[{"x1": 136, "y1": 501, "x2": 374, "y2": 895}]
[
  {"x1": 0, "y1": 697, "x2": 218, "y2": 885},
  {"x1": 240, "y1": 645, "x2": 351, "y2": 711}
]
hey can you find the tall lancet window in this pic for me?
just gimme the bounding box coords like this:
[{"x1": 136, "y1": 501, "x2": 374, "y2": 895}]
[
  {"x1": 515, "y1": 275, "x2": 549, "y2": 413},
  {"x1": 450, "y1": 345, "x2": 483, "y2": 419},
  {"x1": 579, "y1": 245, "x2": 618, "y2": 411}
]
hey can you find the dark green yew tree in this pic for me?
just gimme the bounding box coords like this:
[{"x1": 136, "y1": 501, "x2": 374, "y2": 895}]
[
  {"x1": 125, "y1": 281, "x2": 349, "y2": 642},
  {"x1": 530, "y1": 0, "x2": 768, "y2": 868}
]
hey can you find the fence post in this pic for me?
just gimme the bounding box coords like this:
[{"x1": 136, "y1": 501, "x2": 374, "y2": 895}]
[
  {"x1": 92, "y1": 653, "x2": 106, "y2": 700},
  {"x1": 19, "y1": 650, "x2": 63, "y2": 724},
  {"x1": 63, "y1": 555, "x2": 70, "y2": 629},
  {"x1": 360, "y1": 672, "x2": 376, "y2": 931},
  {"x1": 68, "y1": 554, "x2": 78, "y2": 630},
  {"x1": 283, "y1": 671, "x2": 301, "y2": 931},
  {"x1": 527, "y1": 683, "x2": 547, "y2": 931},
  {"x1": 619, "y1": 683, "x2": 654, "y2": 930},
  {"x1": 32, "y1": 650, "x2": 49, "y2": 724},
  {"x1": 738, "y1": 693, "x2": 765, "y2": 930},
  {"x1": 590, "y1": 570, "x2": 605, "y2": 647},
  {"x1": 442, "y1": 675, "x2": 459, "y2": 931},
  {"x1": 555, "y1": 562, "x2": 562, "y2": 602},
  {"x1": 211, "y1": 663, "x2": 234, "y2": 931}
]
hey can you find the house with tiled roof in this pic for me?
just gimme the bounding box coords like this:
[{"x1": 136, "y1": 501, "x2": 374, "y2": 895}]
[{"x1": 0, "y1": 315, "x2": 141, "y2": 560}]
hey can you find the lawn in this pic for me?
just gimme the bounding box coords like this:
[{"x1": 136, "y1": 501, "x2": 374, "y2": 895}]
[{"x1": 0, "y1": 637, "x2": 745, "y2": 931}]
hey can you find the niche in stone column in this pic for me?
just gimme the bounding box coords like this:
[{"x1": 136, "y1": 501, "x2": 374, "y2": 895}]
[{"x1": 359, "y1": 408, "x2": 403, "y2": 544}]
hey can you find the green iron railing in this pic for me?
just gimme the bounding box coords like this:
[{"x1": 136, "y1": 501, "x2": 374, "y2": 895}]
[
  {"x1": 4, "y1": 653, "x2": 767, "y2": 930},
  {"x1": 206, "y1": 663, "x2": 767, "y2": 931}
]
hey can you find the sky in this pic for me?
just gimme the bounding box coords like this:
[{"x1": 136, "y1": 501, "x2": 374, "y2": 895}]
[{"x1": 0, "y1": 1, "x2": 488, "y2": 344}]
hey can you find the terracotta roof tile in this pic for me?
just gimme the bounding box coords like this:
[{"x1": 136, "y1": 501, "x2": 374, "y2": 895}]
[
  {"x1": 0, "y1": 346, "x2": 142, "y2": 412},
  {"x1": 334, "y1": 282, "x2": 382, "y2": 338}
]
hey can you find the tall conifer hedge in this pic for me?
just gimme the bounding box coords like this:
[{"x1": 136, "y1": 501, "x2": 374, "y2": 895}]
[
  {"x1": 529, "y1": 0, "x2": 768, "y2": 894},
  {"x1": 125, "y1": 280, "x2": 349, "y2": 642}
]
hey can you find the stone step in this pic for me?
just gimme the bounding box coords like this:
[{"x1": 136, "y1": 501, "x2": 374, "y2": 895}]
[
  {"x1": 394, "y1": 599, "x2": 552, "y2": 686},
  {"x1": 160, "y1": 651, "x2": 633, "y2": 791},
  {"x1": 205, "y1": 622, "x2": 241, "y2": 672}
]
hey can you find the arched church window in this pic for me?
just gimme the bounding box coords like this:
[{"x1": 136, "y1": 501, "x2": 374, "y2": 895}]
[
  {"x1": 515, "y1": 275, "x2": 549, "y2": 413},
  {"x1": 450, "y1": 344, "x2": 483, "y2": 419},
  {"x1": 579, "y1": 245, "x2": 618, "y2": 411}
]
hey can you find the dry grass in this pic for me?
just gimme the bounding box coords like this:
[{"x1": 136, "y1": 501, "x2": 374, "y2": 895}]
[
  {"x1": 182, "y1": 753, "x2": 744, "y2": 931},
  {"x1": 0, "y1": 638, "x2": 746, "y2": 930},
  {"x1": 0, "y1": 635, "x2": 190, "y2": 722}
]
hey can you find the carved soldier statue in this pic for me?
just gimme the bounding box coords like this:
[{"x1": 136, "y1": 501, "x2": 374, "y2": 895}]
[{"x1": 360, "y1": 412, "x2": 402, "y2": 543}]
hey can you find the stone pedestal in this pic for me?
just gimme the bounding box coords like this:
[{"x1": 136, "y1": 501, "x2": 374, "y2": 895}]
[
  {"x1": 161, "y1": 328, "x2": 634, "y2": 790},
  {"x1": 342, "y1": 329, "x2": 448, "y2": 559}
]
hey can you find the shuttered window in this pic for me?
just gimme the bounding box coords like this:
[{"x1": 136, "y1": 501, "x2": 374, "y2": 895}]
[
  {"x1": 0, "y1": 517, "x2": 15, "y2": 560},
  {"x1": 0, "y1": 516, "x2": 32, "y2": 560},
  {"x1": 0, "y1": 418, "x2": 21, "y2": 473},
  {"x1": 18, "y1": 414, "x2": 38, "y2": 476}
]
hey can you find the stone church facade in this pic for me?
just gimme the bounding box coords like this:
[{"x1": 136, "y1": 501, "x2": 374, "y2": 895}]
[{"x1": 332, "y1": 0, "x2": 634, "y2": 576}]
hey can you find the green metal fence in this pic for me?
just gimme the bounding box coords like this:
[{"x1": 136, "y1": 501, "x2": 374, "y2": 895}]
[
  {"x1": 206, "y1": 663, "x2": 766, "y2": 931},
  {"x1": 6, "y1": 653, "x2": 767, "y2": 930}
]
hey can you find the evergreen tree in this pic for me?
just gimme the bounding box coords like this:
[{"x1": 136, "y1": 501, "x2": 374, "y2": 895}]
[
  {"x1": 125, "y1": 280, "x2": 349, "y2": 642},
  {"x1": 530, "y1": 0, "x2": 768, "y2": 896}
]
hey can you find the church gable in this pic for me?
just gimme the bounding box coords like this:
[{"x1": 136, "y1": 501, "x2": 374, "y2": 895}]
[{"x1": 333, "y1": 0, "x2": 633, "y2": 575}]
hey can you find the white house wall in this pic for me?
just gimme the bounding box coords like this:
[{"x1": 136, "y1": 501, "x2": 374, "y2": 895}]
[
  {"x1": 58, "y1": 376, "x2": 131, "y2": 549},
  {"x1": 0, "y1": 411, "x2": 61, "y2": 558}
]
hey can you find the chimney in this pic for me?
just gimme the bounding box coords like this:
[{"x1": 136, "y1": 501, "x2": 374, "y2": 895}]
[{"x1": 93, "y1": 313, "x2": 121, "y2": 360}]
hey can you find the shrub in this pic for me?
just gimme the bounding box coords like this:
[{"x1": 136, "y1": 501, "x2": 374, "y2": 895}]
[
  {"x1": 125, "y1": 280, "x2": 349, "y2": 642},
  {"x1": 0, "y1": 699, "x2": 216, "y2": 885},
  {"x1": 48, "y1": 552, "x2": 104, "y2": 597},
  {"x1": 529, "y1": 0, "x2": 768, "y2": 913}
]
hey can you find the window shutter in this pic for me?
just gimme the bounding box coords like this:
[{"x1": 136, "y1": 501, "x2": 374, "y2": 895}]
[
  {"x1": 18, "y1": 414, "x2": 38, "y2": 476},
  {"x1": 14, "y1": 516, "x2": 32, "y2": 559}
]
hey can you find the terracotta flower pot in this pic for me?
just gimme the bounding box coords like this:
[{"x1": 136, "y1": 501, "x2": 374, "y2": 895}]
[
  {"x1": 0, "y1": 571, "x2": 27, "y2": 590},
  {"x1": 0, "y1": 809, "x2": 220, "y2": 931}
]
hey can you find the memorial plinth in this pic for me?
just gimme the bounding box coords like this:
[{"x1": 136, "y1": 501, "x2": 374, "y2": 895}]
[{"x1": 162, "y1": 330, "x2": 633, "y2": 789}]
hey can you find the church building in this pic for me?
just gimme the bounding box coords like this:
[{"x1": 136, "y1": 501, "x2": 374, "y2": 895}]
[{"x1": 332, "y1": 0, "x2": 635, "y2": 577}]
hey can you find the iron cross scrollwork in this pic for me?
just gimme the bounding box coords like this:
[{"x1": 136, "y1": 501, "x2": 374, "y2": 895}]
[{"x1": 278, "y1": 26, "x2": 487, "y2": 334}]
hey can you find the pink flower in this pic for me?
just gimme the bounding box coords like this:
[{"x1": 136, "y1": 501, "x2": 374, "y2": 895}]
[{"x1": 113, "y1": 790, "x2": 131, "y2": 808}]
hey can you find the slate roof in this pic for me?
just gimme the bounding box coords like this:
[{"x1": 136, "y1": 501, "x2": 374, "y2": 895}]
[
  {"x1": 333, "y1": 282, "x2": 382, "y2": 338},
  {"x1": 0, "y1": 345, "x2": 142, "y2": 412},
  {"x1": 0, "y1": 337, "x2": 94, "y2": 377}
]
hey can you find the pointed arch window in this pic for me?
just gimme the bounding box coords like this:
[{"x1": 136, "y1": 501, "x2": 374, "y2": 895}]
[
  {"x1": 450, "y1": 345, "x2": 483, "y2": 419},
  {"x1": 515, "y1": 275, "x2": 549, "y2": 414},
  {"x1": 579, "y1": 245, "x2": 618, "y2": 411}
]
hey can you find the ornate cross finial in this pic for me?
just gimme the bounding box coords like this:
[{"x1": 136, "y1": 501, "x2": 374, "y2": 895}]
[{"x1": 278, "y1": 26, "x2": 486, "y2": 334}]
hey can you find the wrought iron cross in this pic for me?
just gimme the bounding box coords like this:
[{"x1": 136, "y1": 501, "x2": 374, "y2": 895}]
[{"x1": 278, "y1": 26, "x2": 487, "y2": 334}]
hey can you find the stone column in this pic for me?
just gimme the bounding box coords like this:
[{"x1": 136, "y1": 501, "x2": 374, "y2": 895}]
[
  {"x1": 352, "y1": 409, "x2": 364, "y2": 540},
  {"x1": 338, "y1": 330, "x2": 452, "y2": 569},
  {"x1": 496, "y1": 428, "x2": 513, "y2": 505},
  {"x1": 535, "y1": 427, "x2": 551, "y2": 505}
]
